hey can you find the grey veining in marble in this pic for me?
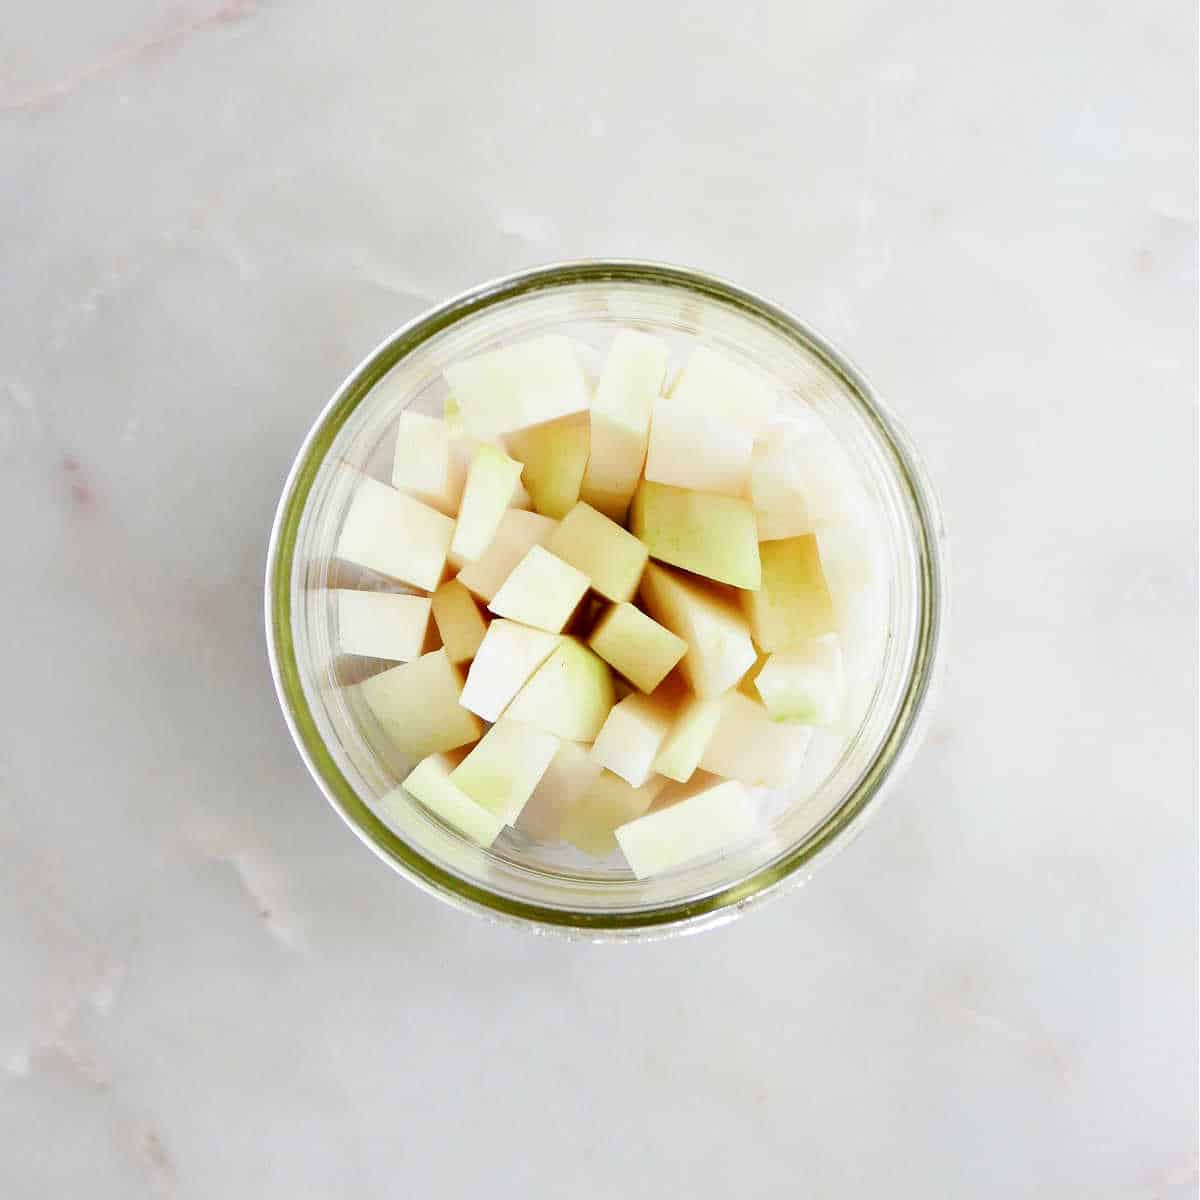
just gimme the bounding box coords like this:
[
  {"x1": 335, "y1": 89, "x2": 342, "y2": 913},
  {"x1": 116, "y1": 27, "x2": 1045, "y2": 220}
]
[{"x1": 1, "y1": 2, "x2": 1196, "y2": 1197}]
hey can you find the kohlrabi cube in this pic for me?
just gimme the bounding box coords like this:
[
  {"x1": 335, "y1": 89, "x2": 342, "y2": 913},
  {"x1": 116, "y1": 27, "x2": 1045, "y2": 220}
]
[
  {"x1": 356, "y1": 648, "x2": 483, "y2": 759},
  {"x1": 741, "y1": 534, "x2": 836, "y2": 652},
  {"x1": 398, "y1": 755, "x2": 505, "y2": 847},
  {"x1": 642, "y1": 346, "x2": 776, "y2": 496},
  {"x1": 506, "y1": 413, "x2": 590, "y2": 520},
  {"x1": 336, "y1": 589, "x2": 431, "y2": 662},
  {"x1": 390, "y1": 412, "x2": 467, "y2": 517},
  {"x1": 455, "y1": 508, "x2": 557, "y2": 602},
  {"x1": 631, "y1": 481, "x2": 761, "y2": 589},
  {"x1": 450, "y1": 444, "x2": 523, "y2": 562},
  {"x1": 639, "y1": 563, "x2": 757, "y2": 698},
  {"x1": 653, "y1": 693, "x2": 724, "y2": 783},
  {"x1": 336, "y1": 471, "x2": 454, "y2": 592},
  {"x1": 580, "y1": 329, "x2": 668, "y2": 521},
  {"x1": 615, "y1": 779, "x2": 756, "y2": 879},
  {"x1": 753, "y1": 634, "x2": 845, "y2": 725},
  {"x1": 561, "y1": 770, "x2": 668, "y2": 858},
  {"x1": 459, "y1": 619, "x2": 560, "y2": 722},
  {"x1": 588, "y1": 602, "x2": 687, "y2": 694},
  {"x1": 505, "y1": 637, "x2": 615, "y2": 741},
  {"x1": 487, "y1": 545, "x2": 590, "y2": 633},
  {"x1": 749, "y1": 427, "x2": 819, "y2": 542},
  {"x1": 546, "y1": 501, "x2": 648, "y2": 604},
  {"x1": 700, "y1": 691, "x2": 812, "y2": 788},
  {"x1": 444, "y1": 335, "x2": 590, "y2": 439},
  {"x1": 430, "y1": 579, "x2": 488, "y2": 664},
  {"x1": 590, "y1": 691, "x2": 677, "y2": 787},
  {"x1": 449, "y1": 717, "x2": 560, "y2": 824},
  {"x1": 516, "y1": 739, "x2": 604, "y2": 843}
]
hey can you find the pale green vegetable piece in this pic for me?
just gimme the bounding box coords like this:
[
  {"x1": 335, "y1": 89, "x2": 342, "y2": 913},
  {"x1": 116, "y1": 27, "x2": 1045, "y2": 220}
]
[
  {"x1": 615, "y1": 779, "x2": 756, "y2": 879},
  {"x1": 336, "y1": 589, "x2": 431, "y2": 663},
  {"x1": 356, "y1": 649, "x2": 482, "y2": 759},
  {"x1": 488, "y1": 546, "x2": 590, "y2": 633},
  {"x1": 391, "y1": 412, "x2": 467, "y2": 517},
  {"x1": 631, "y1": 480, "x2": 761, "y2": 590},
  {"x1": 653, "y1": 693, "x2": 723, "y2": 783},
  {"x1": 590, "y1": 692, "x2": 677, "y2": 787},
  {"x1": 639, "y1": 563, "x2": 757, "y2": 698},
  {"x1": 561, "y1": 770, "x2": 667, "y2": 858},
  {"x1": 459, "y1": 619, "x2": 560, "y2": 722},
  {"x1": 505, "y1": 638, "x2": 615, "y2": 741},
  {"x1": 507, "y1": 413, "x2": 590, "y2": 520},
  {"x1": 700, "y1": 691, "x2": 812, "y2": 788},
  {"x1": 516, "y1": 740, "x2": 605, "y2": 843},
  {"x1": 753, "y1": 635, "x2": 845, "y2": 725},
  {"x1": 547, "y1": 501, "x2": 648, "y2": 603},
  {"x1": 450, "y1": 718, "x2": 560, "y2": 823},
  {"x1": 396, "y1": 756, "x2": 505, "y2": 847},
  {"x1": 336, "y1": 470, "x2": 454, "y2": 591},
  {"x1": 588, "y1": 602, "x2": 687, "y2": 694},
  {"x1": 455, "y1": 508, "x2": 557, "y2": 602},
  {"x1": 580, "y1": 330, "x2": 668, "y2": 521},
  {"x1": 451, "y1": 444, "x2": 523, "y2": 562},
  {"x1": 444, "y1": 335, "x2": 590, "y2": 438},
  {"x1": 741, "y1": 534, "x2": 836, "y2": 651}
]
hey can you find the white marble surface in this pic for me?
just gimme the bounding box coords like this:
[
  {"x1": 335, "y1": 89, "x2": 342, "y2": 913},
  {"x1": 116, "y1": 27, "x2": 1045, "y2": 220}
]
[{"x1": 2, "y1": 2, "x2": 1196, "y2": 1196}]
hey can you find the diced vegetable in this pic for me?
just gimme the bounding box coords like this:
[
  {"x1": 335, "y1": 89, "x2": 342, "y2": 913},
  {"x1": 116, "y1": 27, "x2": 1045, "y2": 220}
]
[
  {"x1": 699, "y1": 691, "x2": 812, "y2": 788},
  {"x1": 487, "y1": 545, "x2": 590, "y2": 633},
  {"x1": 631, "y1": 480, "x2": 761, "y2": 589},
  {"x1": 516, "y1": 740, "x2": 605, "y2": 843},
  {"x1": 336, "y1": 589, "x2": 431, "y2": 662},
  {"x1": 459, "y1": 619, "x2": 560, "y2": 722},
  {"x1": 588, "y1": 602, "x2": 687, "y2": 694},
  {"x1": 449, "y1": 718, "x2": 560, "y2": 823},
  {"x1": 505, "y1": 638, "x2": 615, "y2": 740},
  {"x1": 356, "y1": 649, "x2": 482, "y2": 759},
  {"x1": 547, "y1": 501, "x2": 648, "y2": 603},
  {"x1": 430, "y1": 580, "x2": 488, "y2": 664},
  {"x1": 590, "y1": 692, "x2": 677, "y2": 787},
  {"x1": 741, "y1": 534, "x2": 835, "y2": 651},
  {"x1": 397, "y1": 756, "x2": 505, "y2": 847},
  {"x1": 753, "y1": 635, "x2": 845, "y2": 725},
  {"x1": 391, "y1": 412, "x2": 467, "y2": 516},
  {"x1": 455, "y1": 508, "x2": 557, "y2": 602},
  {"x1": 653, "y1": 693, "x2": 723, "y2": 783},
  {"x1": 450, "y1": 444, "x2": 523, "y2": 562},
  {"x1": 506, "y1": 413, "x2": 590, "y2": 519},
  {"x1": 561, "y1": 770, "x2": 667, "y2": 857},
  {"x1": 336, "y1": 471, "x2": 453, "y2": 591}
]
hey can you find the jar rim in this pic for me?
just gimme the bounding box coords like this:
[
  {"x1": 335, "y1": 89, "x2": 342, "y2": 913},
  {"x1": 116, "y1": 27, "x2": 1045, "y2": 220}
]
[{"x1": 264, "y1": 259, "x2": 947, "y2": 937}]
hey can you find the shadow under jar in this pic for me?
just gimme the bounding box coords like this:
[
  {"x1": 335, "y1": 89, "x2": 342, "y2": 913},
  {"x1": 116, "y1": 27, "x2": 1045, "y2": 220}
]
[{"x1": 265, "y1": 261, "x2": 946, "y2": 940}]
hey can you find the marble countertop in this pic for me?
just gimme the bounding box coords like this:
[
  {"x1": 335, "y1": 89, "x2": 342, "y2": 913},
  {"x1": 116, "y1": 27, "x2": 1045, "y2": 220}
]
[{"x1": 2, "y1": 2, "x2": 1196, "y2": 1196}]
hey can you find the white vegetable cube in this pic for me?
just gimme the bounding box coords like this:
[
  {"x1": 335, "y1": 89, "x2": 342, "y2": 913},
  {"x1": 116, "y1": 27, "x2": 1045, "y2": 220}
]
[
  {"x1": 355, "y1": 649, "x2": 483, "y2": 759},
  {"x1": 516, "y1": 740, "x2": 604, "y2": 843},
  {"x1": 580, "y1": 329, "x2": 668, "y2": 521},
  {"x1": 653, "y1": 693, "x2": 723, "y2": 783},
  {"x1": 631, "y1": 481, "x2": 761, "y2": 590},
  {"x1": 505, "y1": 638, "x2": 615, "y2": 741},
  {"x1": 643, "y1": 345, "x2": 776, "y2": 497},
  {"x1": 547, "y1": 502, "x2": 648, "y2": 603},
  {"x1": 507, "y1": 413, "x2": 590, "y2": 520},
  {"x1": 459, "y1": 619, "x2": 560, "y2": 722},
  {"x1": 444, "y1": 335, "x2": 590, "y2": 439},
  {"x1": 397, "y1": 756, "x2": 505, "y2": 847},
  {"x1": 390, "y1": 412, "x2": 466, "y2": 516},
  {"x1": 644, "y1": 395, "x2": 755, "y2": 497},
  {"x1": 616, "y1": 779, "x2": 756, "y2": 879},
  {"x1": 451, "y1": 444, "x2": 523, "y2": 562},
  {"x1": 561, "y1": 771, "x2": 667, "y2": 858},
  {"x1": 588, "y1": 602, "x2": 687, "y2": 694},
  {"x1": 335, "y1": 589, "x2": 431, "y2": 662},
  {"x1": 455, "y1": 508, "x2": 557, "y2": 602},
  {"x1": 590, "y1": 692, "x2": 676, "y2": 787},
  {"x1": 669, "y1": 345, "x2": 777, "y2": 432},
  {"x1": 336, "y1": 471, "x2": 454, "y2": 591},
  {"x1": 488, "y1": 546, "x2": 590, "y2": 633},
  {"x1": 753, "y1": 635, "x2": 845, "y2": 726},
  {"x1": 749, "y1": 427, "x2": 819, "y2": 542},
  {"x1": 741, "y1": 534, "x2": 836, "y2": 652},
  {"x1": 639, "y1": 563, "x2": 757, "y2": 698},
  {"x1": 700, "y1": 691, "x2": 812, "y2": 788},
  {"x1": 449, "y1": 718, "x2": 560, "y2": 823},
  {"x1": 430, "y1": 579, "x2": 488, "y2": 664}
]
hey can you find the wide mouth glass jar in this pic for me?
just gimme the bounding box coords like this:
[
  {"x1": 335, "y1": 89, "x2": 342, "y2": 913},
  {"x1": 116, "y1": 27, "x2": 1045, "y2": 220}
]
[{"x1": 265, "y1": 261, "x2": 946, "y2": 939}]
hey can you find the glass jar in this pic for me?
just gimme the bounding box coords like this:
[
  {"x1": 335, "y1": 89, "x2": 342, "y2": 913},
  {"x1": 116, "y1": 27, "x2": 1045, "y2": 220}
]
[{"x1": 265, "y1": 261, "x2": 946, "y2": 939}]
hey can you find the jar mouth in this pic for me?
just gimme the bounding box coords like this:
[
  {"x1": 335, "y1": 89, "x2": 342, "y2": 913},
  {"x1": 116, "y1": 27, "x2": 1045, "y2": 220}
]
[{"x1": 265, "y1": 260, "x2": 947, "y2": 937}]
